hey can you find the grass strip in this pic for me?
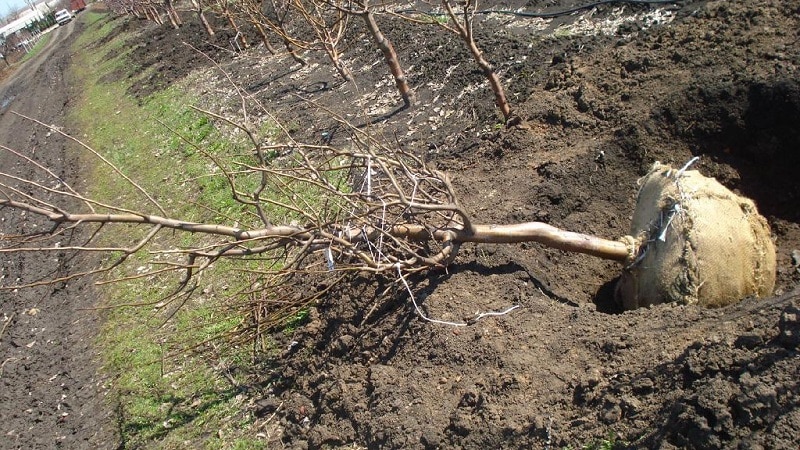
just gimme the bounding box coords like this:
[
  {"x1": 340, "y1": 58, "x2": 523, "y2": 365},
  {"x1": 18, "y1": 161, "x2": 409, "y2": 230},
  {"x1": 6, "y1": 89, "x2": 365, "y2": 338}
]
[{"x1": 69, "y1": 12, "x2": 272, "y2": 449}]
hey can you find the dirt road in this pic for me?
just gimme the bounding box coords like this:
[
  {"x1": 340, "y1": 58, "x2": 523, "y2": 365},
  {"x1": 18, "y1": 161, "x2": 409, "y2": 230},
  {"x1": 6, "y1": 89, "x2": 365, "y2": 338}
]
[{"x1": 0, "y1": 20, "x2": 118, "y2": 449}]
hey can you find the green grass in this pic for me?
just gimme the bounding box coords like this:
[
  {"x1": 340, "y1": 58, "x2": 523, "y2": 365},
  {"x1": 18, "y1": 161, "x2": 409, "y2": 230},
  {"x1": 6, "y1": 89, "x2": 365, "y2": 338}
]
[
  {"x1": 282, "y1": 307, "x2": 310, "y2": 334},
  {"x1": 563, "y1": 432, "x2": 620, "y2": 450},
  {"x1": 67, "y1": 10, "x2": 355, "y2": 448},
  {"x1": 69, "y1": 13, "x2": 275, "y2": 449}
]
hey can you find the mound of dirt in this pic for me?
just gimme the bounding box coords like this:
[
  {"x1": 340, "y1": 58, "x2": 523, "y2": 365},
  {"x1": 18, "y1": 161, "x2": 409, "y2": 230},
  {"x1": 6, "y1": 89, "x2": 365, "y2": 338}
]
[{"x1": 96, "y1": 0, "x2": 800, "y2": 448}]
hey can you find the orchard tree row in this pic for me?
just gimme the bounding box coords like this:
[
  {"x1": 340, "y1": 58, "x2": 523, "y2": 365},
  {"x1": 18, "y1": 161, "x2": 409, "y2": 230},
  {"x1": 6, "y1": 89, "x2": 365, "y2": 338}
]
[{"x1": 104, "y1": 0, "x2": 515, "y2": 121}]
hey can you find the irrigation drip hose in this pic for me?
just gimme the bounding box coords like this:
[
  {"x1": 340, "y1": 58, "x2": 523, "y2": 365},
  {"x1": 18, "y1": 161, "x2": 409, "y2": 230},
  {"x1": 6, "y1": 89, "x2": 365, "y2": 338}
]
[{"x1": 395, "y1": 0, "x2": 683, "y2": 19}]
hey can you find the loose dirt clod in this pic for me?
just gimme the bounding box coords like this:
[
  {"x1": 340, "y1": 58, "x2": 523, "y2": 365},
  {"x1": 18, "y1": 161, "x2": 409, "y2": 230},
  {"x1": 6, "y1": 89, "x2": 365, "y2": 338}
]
[{"x1": 616, "y1": 162, "x2": 776, "y2": 309}]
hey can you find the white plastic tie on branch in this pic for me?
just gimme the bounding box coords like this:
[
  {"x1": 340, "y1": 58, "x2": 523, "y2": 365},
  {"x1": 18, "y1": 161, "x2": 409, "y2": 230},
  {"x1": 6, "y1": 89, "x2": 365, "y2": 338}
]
[
  {"x1": 646, "y1": 155, "x2": 698, "y2": 247},
  {"x1": 673, "y1": 156, "x2": 698, "y2": 214},
  {"x1": 325, "y1": 247, "x2": 335, "y2": 271},
  {"x1": 366, "y1": 156, "x2": 372, "y2": 197},
  {"x1": 368, "y1": 240, "x2": 388, "y2": 265},
  {"x1": 359, "y1": 200, "x2": 389, "y2": 265},
  {"x1": 376, "y1": 199, "x2": 388, "y2": 263},
  {"x1": 362, "y1": 225, "x2": 378, "y2": 261},
  {"x1": 230, "y1": 32, "x2": 243, "y2": 53}
]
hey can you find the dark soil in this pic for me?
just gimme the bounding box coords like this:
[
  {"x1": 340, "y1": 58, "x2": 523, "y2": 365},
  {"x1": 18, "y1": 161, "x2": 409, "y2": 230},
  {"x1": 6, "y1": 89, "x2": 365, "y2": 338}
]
[
  {"x1": 0, "y1": 18, "x2": 119, "y2": 450},
  {"x1": 4, "y1": 0, "x2": 800, "y2": 448},
  {"x1": 125, "y1": 1, "x2": 800, "y2": 447}
]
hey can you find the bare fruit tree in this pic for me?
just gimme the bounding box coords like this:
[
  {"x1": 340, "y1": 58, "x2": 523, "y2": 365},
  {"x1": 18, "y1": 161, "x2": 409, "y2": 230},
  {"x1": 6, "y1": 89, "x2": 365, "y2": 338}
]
[
  {"x1": 190, "y1": 0, "x2": 216, "y2": 36},
  {"x1": 261, "y1": 0, "x2": 308, "y2": 65},
  {"x1": 216, "y1": 0, "x2": 249, "y2": 49},
  {"x1": 164, "y1": 0, "x2": 182, "y2": 29},
  {"x1": 403, "y1": 1, "x2": 513, "y2": 121},
  {"x1": 328, "y1": 0, "x2": 414, "y2": 107},
  {"x1": 291, "y1": 0, "x2": 353, "y2": 82},
  {"x1": 0, "y1": 109, "x2": 628, "y2": 325},
  {"x1": 238, "y1": 0, "x2": 278, "y2": 53}
]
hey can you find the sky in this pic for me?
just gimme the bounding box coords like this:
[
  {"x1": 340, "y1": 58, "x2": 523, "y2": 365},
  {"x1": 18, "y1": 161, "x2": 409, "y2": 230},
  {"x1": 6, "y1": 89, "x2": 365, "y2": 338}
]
[{"x1": 1, "y1": 0, "x2": 38, "y2": 19}]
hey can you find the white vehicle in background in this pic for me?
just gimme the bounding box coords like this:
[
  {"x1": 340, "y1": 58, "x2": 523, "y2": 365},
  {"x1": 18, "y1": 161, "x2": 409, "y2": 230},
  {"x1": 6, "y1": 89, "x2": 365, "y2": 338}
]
[{"x1": 54, "y1": 9, "x2": 73, "y2": 26}]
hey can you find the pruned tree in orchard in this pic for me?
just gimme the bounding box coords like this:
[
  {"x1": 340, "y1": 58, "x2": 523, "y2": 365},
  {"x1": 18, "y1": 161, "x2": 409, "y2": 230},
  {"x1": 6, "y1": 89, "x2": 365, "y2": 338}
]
[
  {"x1": 106, "y1": 0, "x2": 137, "y2": 18},
  {"x1": 403, "y1": 0, "x2": 513, "y2": 122},
  {"x1": 150, "y1": 0, "x2": 170, "y2": 25},
  {"x1": 216, "y1": 0, "x2": 249, "y2": 49},
  {"x1": 261, "y1": 0, "x2": 307, "y2": 65},
  {"x1": 107, "y1": 0, "x2": 211, "y2": 35},
  {"x1": 108, "y1": 0, "x2": 164, "y2": 25},
  {"x1": 439, "y1": 0, "x2": 512, "y2": 121},
  {"x1": 140, "y1": 0, "x2": 164, "y2": 25},
  {"x1": 190, "y1": 0, "x2": 216, "y2": 36},
  {"x1": 164, "y1": 0, "x2": 182, "y2": 29},
  {"x1": 238, "y1": 0, "x2": 278, "y2": 54},
  {"x1": 291, "y1": 0, "x2": 354, "y2": 82},
  {"x1": 327, "y1": 0, "x2": 414, "y2": 107}
]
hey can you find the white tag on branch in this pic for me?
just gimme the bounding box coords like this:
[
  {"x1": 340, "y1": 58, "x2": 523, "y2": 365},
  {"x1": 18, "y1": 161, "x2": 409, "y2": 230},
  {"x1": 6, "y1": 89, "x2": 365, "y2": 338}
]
[{"x1": 325, "y1": 247, "x2": 335, "y2": 271}]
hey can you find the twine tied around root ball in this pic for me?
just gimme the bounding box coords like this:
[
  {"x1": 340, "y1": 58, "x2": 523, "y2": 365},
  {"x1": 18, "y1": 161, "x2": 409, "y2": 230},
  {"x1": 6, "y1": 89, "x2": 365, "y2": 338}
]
[{"x1": 615, "y1": 161, "x2": 776, "y2": 310}]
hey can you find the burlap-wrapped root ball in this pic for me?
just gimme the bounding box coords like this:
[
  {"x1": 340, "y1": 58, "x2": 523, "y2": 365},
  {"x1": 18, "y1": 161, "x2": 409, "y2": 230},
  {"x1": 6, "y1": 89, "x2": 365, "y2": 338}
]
[{"x1": 615, "y1": 162, "x2": 776, "y2": 310}]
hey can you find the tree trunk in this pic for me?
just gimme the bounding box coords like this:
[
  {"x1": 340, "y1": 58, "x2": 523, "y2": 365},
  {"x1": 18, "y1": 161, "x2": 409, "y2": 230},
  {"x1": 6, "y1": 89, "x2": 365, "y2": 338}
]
[
  {"x1": 443, "y1": 0, "x2": 512, "y2": 121},
  {"x1": 141, "y1": 5, "x2": 153, "y2": 22},
  {"x1": 1, "y1": 198, "x2": 631, "y2": 262},
  {"x1": 361, "y1": 10, "x2": 413, "y2": 107},
  {"x1": 464, "y1": 33, "x2": 511, "y2": 121},
  {"x1": 256, "y1": 22, "x2": 276, "y2": 53},
  {"x1": 324, "y1": 45, "x2": 354, "y2": 82},
  {"x1": 219, "y1": 2, "x2": 249, "y2": 49},
  {"x1": 165, "y1": 6, "x2": 180, "y2": 29},
  {"x1": 191, "y1": 0, "x2": 215, "y2": 36},
  {"x1": 148, "y1": 5, "x2": 163, "y2": 24},
  {"x1": 199, "y1": 11, "x2": 214, "y2": 35},
  {"x1": 264, "y1": 0, "x2": 306, "y2": 65},
  {"x1": 165, "y1": 0, "x2": 182, "y2": 28},
  {"x1": 230, "y1": 17, "x2": 249, "y2": 49},
  {"x1": 284, "y1": 39, "x2": 306, "y2": 65}
]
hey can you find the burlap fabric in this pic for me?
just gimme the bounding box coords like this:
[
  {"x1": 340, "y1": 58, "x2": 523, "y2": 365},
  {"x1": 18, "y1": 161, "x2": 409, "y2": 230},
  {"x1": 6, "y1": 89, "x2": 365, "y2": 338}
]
[{"x1": 616, "y1": 162, "x2": 776, "y2": 310}]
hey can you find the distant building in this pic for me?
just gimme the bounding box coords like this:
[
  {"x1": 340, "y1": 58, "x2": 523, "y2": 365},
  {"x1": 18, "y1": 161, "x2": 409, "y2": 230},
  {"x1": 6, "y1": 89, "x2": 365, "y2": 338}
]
[{"x1": 0, "y1": 1, "x2": 61, "y2": 41}]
